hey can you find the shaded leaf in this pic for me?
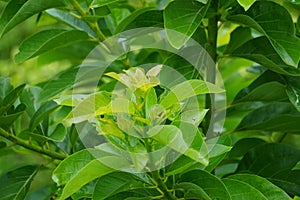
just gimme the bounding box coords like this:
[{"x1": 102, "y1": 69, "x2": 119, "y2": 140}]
[
  {"x1": 175, "y1": 182, "x2": 211, "y2": 200},
  {"x1": 0, "y1": 165, "x2": 38, "y2": 200},
  {"x1": 237, "y1": 143, "x2": 300, "y2": 196}
]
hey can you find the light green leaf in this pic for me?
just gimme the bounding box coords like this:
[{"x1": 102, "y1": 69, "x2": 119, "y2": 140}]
[
  {"x1": 237, "y1": 143, "x2": 300, "y2": 196},
  {"x1": 92, "y1": 0, "x2": 122, "y2": 7},
  {"x1": 0, "y1": 165, "x2": 38, "y2": 200},
  {"x1": 145, "y1": 87, "x2": 157, "y2": 119},
  {"x1": 46, "y1": 9, "x2": 95, "y2": 37},
  {"x1": 237, "y1": 0, "x2": 256, "y2": 11},
  {"x1": 164, "y1": 0, "x2": 209, "y2": 48},
  {"x1": 15, "y1": 29, "x2": 93, "y2": 63},
  {"x1": 223, "y1": 174, "x2": 290, "y2": 200},
  {"x1": 228, "y1": 1, "x2": 300, "y2": 67},
  {"x1": 0, "y1": 77, "x2": 13, "y2": 104},
  {"x1": 0, "y1": 0, "x2": 65, "y2": 38},
  {"x1": 160, "y1": 79, "x2": 224, "y2": 109}
]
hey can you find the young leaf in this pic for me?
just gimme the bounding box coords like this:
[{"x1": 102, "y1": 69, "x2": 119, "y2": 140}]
[
  {"x1": 15, "y1": 29, "x2": 94, "y2": 63},
  {"x1": 160, "y1": 79, "x2": 224, "y2": 109},
  {"x1": 0, "y1": 165, "x2": 38, "y2": 200},
  {"x1": 164, "y1": 0, "x2": 209, "y2": 48},
  {"x1": 237, "y1": 0, "x2": 256, "y2": 11},
  {"x1": 0, "y1": 0, "x2": 65, "y2": 38},
  {"x1": 223, "y1": 174, "x2": 290, "y2": 200}
]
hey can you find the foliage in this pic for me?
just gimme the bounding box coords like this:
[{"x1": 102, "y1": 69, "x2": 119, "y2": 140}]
[{"x1": 0, "y1": 0, "x2": 300, "y2": 199}]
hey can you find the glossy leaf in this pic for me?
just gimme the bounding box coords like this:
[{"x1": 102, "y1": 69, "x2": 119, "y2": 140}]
[
  {"x1": 228, "y1": 1, "x2": 300, "y2": 67},
  {"x1": 179, "y1": 169, "x2": 231, "y2": 200},
  {"x1": 164, "y1": 0, "x2": 209, "y2": 48},
  {"x1": 52, "y1": 149, "x2": 117, "y2": 199},
  {"x1": 230, "y1": 36, "x2": 300, "y2": 76},
  {"x1": 225, "y1": 26, "x2": 252, "y2": 54},
  {"x1": 15, "y1": 29, "x2": 94, "y2": 63},
  {"x1": 236, "y1": 102, "x2": 300, "y2": 132},
  {"x1": 0, "y1": 165, "x2": 38, "y2": 200},
  {"x1": 93, "y1": 172, "x2": 144, "y2": 200},
  {"x1": 124, "y1": 10, "x2": 163, "y2": 30},
  {"x1": 175, "y1": 182, "x2": 211, "y2": 200},
  {"x1": 237, "y1": 143, "x2": 300, "y2": 196},
  {"x1": 237, "y1": 0, "x2": 256, "y2": 11},
  {"x1": 223, "y1": 174, "x2": 290, "y2": 199},
  {"x1": 0, "y1": 0, "x2": 65, "y2": 38},
  {"x1": 286, "y1": 76, "x2": 300, "y2": 111}
]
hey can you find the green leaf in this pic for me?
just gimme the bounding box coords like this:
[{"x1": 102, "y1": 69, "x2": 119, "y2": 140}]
[
  {"x1": 38, "y1": 67, "x2": 79, "y2": 102},
  {"x1": 93, "y1": 172, "x2": 144, "y2": 200},
  {"x1": 230, "y1": 36, "x2": 300, "y2": 76},
  {"x1": 223, "y1": 174, "x2": 290, "y2": 200},
  {"x1": 236, "y1": 102, "x2": 300, "y2": 132},
  {"x1": 145, "y1": 88, "x2": 157, "y2": 119},
  {"x1": 29, "y1": 101, "x2": 59, "y2": 131},
  {"x1": 229, "y1": 138, "x2": 266, "y2": 158},
  {"x1": 0, "y1": 103, "x2": 26, "y2": 129},
  {"x1": 0, "y1": 165, "x2": 38, "y2": 200},
  {"x1": 124, "y1": 10, "x2": 163, "y2": 30},
  {"x1": 92, "y1": 0, "x2": 122, "y2": 7},
  {"x1": 225, "y1": 26, "x2": 253, "y2": 54},
  {"x1": 15, "y1": 29, "x2": 94, "y2": 63},
  {"x1": 237, "y1": 0, "x2": 256, "y2": 11},
  {"x1": 0, "y1": 0, "x2": 65, "y2": 38},
  {"x1": 52, "y1": 149, "x2": 116, "y2": 200},
  {"x1": 286, "y1": 76, "x2": 300, "y2": 111},
  {"x1": 160, "y1": 79, "x2": 224, "y2": 109},
  {"x1": 237, "y1": 143, "x2": 300, "y2": 196},
  {"x1": 48, "y1": 123, "x2": 67, "y2": 142},
  {"x1": 115, "y1": 7, "x2": 154, "y2": 33},
  {"x1": 228, "y1": 1, "x2": 300, "y2": 67},
  {"x1": 164, "y1": 0, "x2": 209, "y2": 48},
  {"x1": 46, "y1": 9, "x2": 95, "y2": 37},
  {"x1": 1, "y1": 84, "x2": 25, "y2": 110},
  {"x1": 233, "y1": 70, "x2": 288, "y2": 103},
  {"x1": 175, "y1": 182, "x2": 212, "y2": 200},
  {"x1": 0, "y1": 77, "x2": 13, "y2": 104},
  {"x1": 179, "y1": 169, "x2": 231, "y2": 200}
]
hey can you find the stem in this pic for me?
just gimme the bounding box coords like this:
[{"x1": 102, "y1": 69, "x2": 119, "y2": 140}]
[
  {"x1": 68, "y1": 0, "x2": 106, "y2": 41},
  {"x1": 0, "y1": 128, "x2": 67, "y2": 160},
  {"x1": 203, "y1": 0, "x2": 219, "y2": 135}
]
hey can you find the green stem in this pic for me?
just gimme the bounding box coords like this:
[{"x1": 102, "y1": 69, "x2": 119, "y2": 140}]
[
  {"x1": 203, "y1": 0, "x2": 219, "y2": 135},
  {"x1": 68, "y1": 0, "x2": 106, "y2": 41},
  {"x1": 0, "y1": 128, "x2": 67, "y2": 160}
]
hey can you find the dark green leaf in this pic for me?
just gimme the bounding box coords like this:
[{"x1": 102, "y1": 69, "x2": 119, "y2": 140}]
[
  {"x1": 236, "y1": 102, "x2": 300, "y2": 132},
  {"x1": 175, "y1": 182, "x2": 211, "y2": 200},
  {"x1": 93, "y1": 172, "x2": 144, "y2": 200},
  {"x1": 286, "y1": 76, "x2": 300, "y2": 111},
  {"x1": 0, "y1": 77, "x2": 13, "y2": 104},
  {"x1": 164, "y1": 0, "x2": 209, "y2": 48},
  {"x1": 0, "y1": 0, "x2": 65, "y2": 38},
  {"x1": 229, "y1": 138, "x2": 266, "y2": 158},
  {"x1": 124, "y1": 10, "x2": 163, "y2": 30},
  {"x1": 0, "y1": 165, "x2": 38, "y2": 200},
  {"x1": 179, "y1": 169, "x2": 231, "y2": 200},
  {"x1": 228, "y1": 1, "x2": 300, "y2": 67},
  {"x1": 223, "y1": 174, "x2": 290, "y2": 200},
  {"x1": 230, "y1": 36, "x2": 300, "y2": 76},
  {"x1": 237, "y1": 143, "x2": 300, "y2": 196},
  {"x1": 0, "y1": 103, "x2": 26, "y2": 129},
  {"x1": 225, "y1": 27, "x2": 252, "y2": 54},
  {"x1": 29, "y1": 101, "x2": 59, "y2": 131},
  {"x1": 15, "y1": 29, "x2": 94, "y2": 63}
]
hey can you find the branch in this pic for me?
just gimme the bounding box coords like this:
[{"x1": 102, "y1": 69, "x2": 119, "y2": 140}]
[{"x1": 0, "y1": 128, "x2": 67, "y2": 160}]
